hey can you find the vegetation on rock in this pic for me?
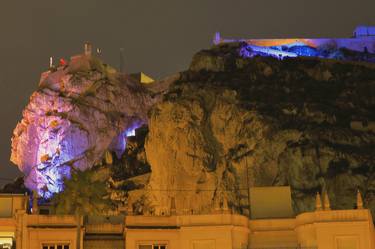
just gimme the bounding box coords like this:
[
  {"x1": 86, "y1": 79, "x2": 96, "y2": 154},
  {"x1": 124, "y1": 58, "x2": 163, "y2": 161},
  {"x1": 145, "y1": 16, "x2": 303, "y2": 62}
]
[
  {"x1": 0, "y1": 177, "x2": 29, "y2": 194},
  {"x1": 51, "y1": 167, "x2": 113, "y2": 249},
  {"x1": 145, "y1": 43, "x2": 375, "y2": 216}
]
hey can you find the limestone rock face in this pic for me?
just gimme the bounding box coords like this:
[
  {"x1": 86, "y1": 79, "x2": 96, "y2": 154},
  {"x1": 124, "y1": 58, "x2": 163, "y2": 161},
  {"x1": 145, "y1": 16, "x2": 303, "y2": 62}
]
[
  {"x1": 10, "y1": 55, "x2": 158, "y2": 198},
  {"x1": 145, "y1": 44, "x2": 375, "y2": 216}
]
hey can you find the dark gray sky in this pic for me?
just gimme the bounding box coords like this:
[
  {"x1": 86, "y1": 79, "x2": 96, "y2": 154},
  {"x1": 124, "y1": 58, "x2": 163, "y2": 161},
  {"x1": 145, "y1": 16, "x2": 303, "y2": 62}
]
[{"x1": 1, "y1": 0, "x2": 374, "y2": 185}]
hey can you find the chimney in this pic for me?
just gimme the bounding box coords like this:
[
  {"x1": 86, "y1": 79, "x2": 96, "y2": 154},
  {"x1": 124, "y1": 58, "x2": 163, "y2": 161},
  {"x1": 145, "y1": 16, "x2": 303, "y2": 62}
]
[{"x1": 49, "y1": 56, "x2": 54, "y2": 68}]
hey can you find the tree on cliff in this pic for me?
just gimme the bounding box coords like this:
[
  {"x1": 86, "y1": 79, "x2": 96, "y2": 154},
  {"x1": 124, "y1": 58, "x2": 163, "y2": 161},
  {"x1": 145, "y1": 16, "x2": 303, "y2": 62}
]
[
  {"x1": 0, "y1": 177, "x2": 30, "y2": 194},
  {"x1": 51, "y1": 168, "x2": 113, "y2": 249}
]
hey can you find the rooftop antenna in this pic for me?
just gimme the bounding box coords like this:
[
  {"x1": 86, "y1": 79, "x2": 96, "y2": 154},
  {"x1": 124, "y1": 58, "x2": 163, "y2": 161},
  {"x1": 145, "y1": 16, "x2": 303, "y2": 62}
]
[
  {"x1": 119, "y1": 48, "x2": 125, "y2": 74},
  {"x1": 84, "y1": 42, "x2": 92, "y2": 56},
  {"x1": 49, "y1": 56, "x2": 53, "y2": 68},
  {"x1": 213, "y1": 32, "x2": 221, "y2": 45}
]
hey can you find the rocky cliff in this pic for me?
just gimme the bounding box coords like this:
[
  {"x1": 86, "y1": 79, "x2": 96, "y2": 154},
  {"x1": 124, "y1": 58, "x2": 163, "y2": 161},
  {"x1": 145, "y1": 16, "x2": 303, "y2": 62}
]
[
  {"x1": 144, "y1": 43, "x2": 375, "y2": 216},
  {"x1": 10, "y1": 54, "x2": 159, "y2": 198},
  {"x1": 10, "y1": 43, "x2": 375, "y2": 217}
]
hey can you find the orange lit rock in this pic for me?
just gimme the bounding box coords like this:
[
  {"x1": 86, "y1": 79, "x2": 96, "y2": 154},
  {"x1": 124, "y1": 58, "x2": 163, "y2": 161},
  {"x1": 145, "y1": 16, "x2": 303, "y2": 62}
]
[
  {"x1": 144, "y1": 44, "x2": 375, "y2": 216},
  {"x1": 40, "y1": 154, "x2": 50, "y2": 163}
]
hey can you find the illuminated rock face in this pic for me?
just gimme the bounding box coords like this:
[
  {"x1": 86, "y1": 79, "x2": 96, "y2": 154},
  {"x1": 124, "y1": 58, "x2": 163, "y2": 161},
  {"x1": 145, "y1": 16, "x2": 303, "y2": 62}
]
[
  {"x1": 145, "y1": 44, "x2": 375, "y2": 216},
  {"x1": 11, "y1": 55, "x2": 156, "y2": 198}
]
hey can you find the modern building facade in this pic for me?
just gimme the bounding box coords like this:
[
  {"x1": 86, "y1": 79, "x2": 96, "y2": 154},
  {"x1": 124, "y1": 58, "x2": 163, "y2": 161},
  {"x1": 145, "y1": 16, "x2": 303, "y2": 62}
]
[{"x1": 1, "y1": 187, "x2": 374, "y2": 249}]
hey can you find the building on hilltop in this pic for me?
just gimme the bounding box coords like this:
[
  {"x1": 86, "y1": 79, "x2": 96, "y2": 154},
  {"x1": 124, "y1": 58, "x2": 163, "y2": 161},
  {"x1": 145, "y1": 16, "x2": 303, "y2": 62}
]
[
  {"x1": 1, "y1": 186, "x2": 374, "y2": 249},
  {"x1": 128, "y1": 72, "x2": 155, "y2": 84},
  {"x1": 354, "y1": 26, "x2": 375, "y2": 38},
  {"x1": 214, "y1": 26, "x2": 375, "y2": 60}
]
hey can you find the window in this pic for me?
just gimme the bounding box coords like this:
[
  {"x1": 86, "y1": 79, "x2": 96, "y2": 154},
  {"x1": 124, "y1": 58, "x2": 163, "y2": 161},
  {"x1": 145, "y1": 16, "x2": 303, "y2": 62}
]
[
  {"x1": 39, "y1": 208, "x2": 50, "y2": 215},
  {"x1": 0, "y1": 235, "x2": 15, "y2": 249},
  {"x1": 138, "y1": 246, "x2": 152, "y2": 249},
  {"x1": 336, "y1": 236, "x2": 359, "y2": 249},
  {"x1": 153, "y1": 246, "x2": 166, "y2": 249},
  {"x1": 0, "y1": 243, "x2": 12, "y2": 249},
  {"x1": 138, "y1": 244, "x2": 167, "y2": 249},
  {"x1": 41, "y1": 244, "x2": 69, "y2": 249}
]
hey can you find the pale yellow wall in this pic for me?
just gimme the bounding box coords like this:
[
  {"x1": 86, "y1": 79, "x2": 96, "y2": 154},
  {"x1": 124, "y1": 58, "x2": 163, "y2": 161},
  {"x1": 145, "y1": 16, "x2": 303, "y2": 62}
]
[
  {"x1": 180, "y1": 226, "x2": 232, "y2": 249},
  {"x1": 0, "y1": 195, "x2": 27, "y2": 217},
  {"x1": 27, "y1": 228, "x2": 77, "y2": 249},
  {"x1": 315, "y1": 222, "x2": 372, "y2": 249},
  {"x1": 0, "y1": 196, "x2": 27, "y2": 249},
  {"x1": 249, "y1": 219, "x2": 297, "y2": 248},
  {"x1": 125, "y1": 214, "x2": 249, "y2": 249},
  {"x1": 0, "y1": 219, "x2": 16, "y2": 233},
  {"x1": 125, "y1": 226, "x2": 246, "y2": 249},
  {"x1": 370, "y1": 215, "x2": 375, "y2": 249},
  {"x1": 296, "y1": 210, "x2": 375, "y2": 249},
  {"x1": 12, "y1": 196, "x2": 26, "y2": 213},
  {"x1": 295, "y1": 223, "x2": 317, "y2": 247},
  {"x1": 0, "y1": 197, "x2": 13, "y2": 217},
  {"x1": 231, "y1": 226, "x2": 249, "y2": 249},
  {"x1": 23, "y1": 214, "x2": 80, "y2": 249},
  {"x1": 125, "y1": 229, "x2": 180, "y2": 249},
  {"x1": 1, "y1": 206, "x2": 375, "y2": 249}
]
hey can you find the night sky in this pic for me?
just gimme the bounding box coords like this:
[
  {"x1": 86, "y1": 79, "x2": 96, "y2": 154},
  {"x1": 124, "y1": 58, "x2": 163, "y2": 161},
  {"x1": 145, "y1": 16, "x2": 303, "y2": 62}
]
[{"x1": 1, "y1": 0, "x2": 374, "y2": 186}]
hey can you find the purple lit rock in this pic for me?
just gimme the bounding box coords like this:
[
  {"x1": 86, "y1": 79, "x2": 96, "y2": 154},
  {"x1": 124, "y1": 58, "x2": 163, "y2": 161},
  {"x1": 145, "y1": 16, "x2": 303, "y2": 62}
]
[{"x1": 11, "y1": 55, "x2": 158, "y2": 198}]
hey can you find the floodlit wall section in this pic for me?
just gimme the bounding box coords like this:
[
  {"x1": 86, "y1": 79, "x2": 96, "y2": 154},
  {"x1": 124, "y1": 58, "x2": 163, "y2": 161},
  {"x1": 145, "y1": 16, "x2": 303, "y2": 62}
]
[
  {"x1": 249, "y1": 218, "x2": 298, "y2": 248},
  {"x1": 0, "y1": 198, "x2": 12, "y2": 218},
  {"x1": 0, "y1": 195, "x2": 27, "y2": 249},
  {"x1": 27, "y1": 228, "x2": 77, "y2": 249},
  {"x1": 1, "y1": 193, "x2": 374, "y2": 249},
  {"x1": 250, "y1": 186, "x2": 294, "y2": 219},
  {"x1": 0, "y1": 195, "x2": 27, "y2": 218},
  {"x1": 0, "y1": 231, "x2": 15, "y2": 249},
  {"x1": 296, "y1": 209, "x2": 375, "y2": 249},
  {"x1": 24, "y1": 215, "x2": 80, "y2": 249},
  {"x1": 125, "y1": 214, "x2": 249, "y2": 249}
]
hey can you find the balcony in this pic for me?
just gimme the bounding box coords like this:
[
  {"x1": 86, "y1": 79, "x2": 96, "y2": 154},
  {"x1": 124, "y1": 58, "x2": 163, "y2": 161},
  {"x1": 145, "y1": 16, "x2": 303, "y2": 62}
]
[
  {"x1": 296, "y1": 209, "x2": 371, "y2": 227},
  {"x1": 26, "y1": 215, "x2": 78, "y2": 228},
  {"x1": 85, "y1": 223, "x2": 123, "y2": 234}
]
